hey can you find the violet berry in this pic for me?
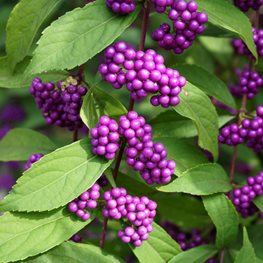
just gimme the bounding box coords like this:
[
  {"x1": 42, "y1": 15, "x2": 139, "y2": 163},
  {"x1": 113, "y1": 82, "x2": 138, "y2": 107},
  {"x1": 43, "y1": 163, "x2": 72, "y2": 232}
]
[{"x1": 24, "y1": 153, "x2": 44, "y2": 171}]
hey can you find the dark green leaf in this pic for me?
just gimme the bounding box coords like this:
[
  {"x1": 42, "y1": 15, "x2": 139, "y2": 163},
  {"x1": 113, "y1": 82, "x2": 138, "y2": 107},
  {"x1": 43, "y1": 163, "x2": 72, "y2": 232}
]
[
  {"x1": 0, "y1": 139, "x2": 112, "y2": 212},
  {"x1": 174, "y1": 82, "x2": 219, "y2": 160},
  {"x1": 234, "y1": 227, "x2": 257, "y2": 263},
  {"x1": 150, "y1": 110, "x2": 234, "y2": 140},
  {"x1": 0, "y1": 128, "x2": 56, "y2": 161},
  {"x1": 22, "y1": 241, "x2": 123, "y2": 263},
  {"x1": 196, "y1": 0, "x2": 257, "y2": 59},
  {"x1": 153, "y1": 193, "x2": 211, "y2": 229},
  {"x1": 0, "y1": 208, "x2": 93, "y2": 263},
  {"x1": 6, "y1": 0, "x2": 63, "y2": 70},
  {"x1": 253, "y1": 195, "x2": 263, "y2": 211},
  {"x1": 203, "y1": 194, "x2": 239, "y2": 248},
  {"x1": 80, "y1": 86, "x2": 127, "y2": 129},
  {"x1": 168, "y1": 245, "x2": 218, "y2": 263},
  {"x1": 158, "y1": 163, "x2": 232, "y2": 195},
  {"x1": 27, "y1": 0, "x2": 140, "y2": 74},
  {"x1": 176, "y1": 64, "x2": 235, "y2": 108},
  {"x1": 248, "y1": 225, "x2": 263, "y2": 260},
  {"x1": 132, "y1": 222, "x2": 181, "y2": 263}
]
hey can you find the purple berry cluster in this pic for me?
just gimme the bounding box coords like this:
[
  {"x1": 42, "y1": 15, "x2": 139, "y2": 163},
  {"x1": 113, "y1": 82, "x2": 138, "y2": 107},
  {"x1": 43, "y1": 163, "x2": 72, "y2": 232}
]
[
  {"x1": 99, "y1": 41, "x2": 186, "y2": 107},
  {"x1": 229, "y1": 172, "x2": 263, "y2": 217},
  {"x1": 219, "y1": 106, "x2": 263, "y2": 152},
  {"x1": 70, "y1": 234, "x2": 82, "y2": 242},
  {"x1": 120, "y1": 111, "x2": 176, "y2": 184},
  {"x1": 106, "y1": 0, "x2": 135, "y2": 15},
  {"x1": 24, "y1": 154, "x2": 44, "y2": 171},
  {"x1": 232, "y1": 28, "x2": 263, "y2": 58},
  {"x1": 103, "y1": 187, "x2": 157, "y2": 247},
  {"x1": 218, "y1": 123, "x2": 247, "y2": 146},
  {"x1": 91, "y1": 116, "x2": 120, "y2": 160},
  {"x1": 163, "y1": 222, "x2": 205, "y2": 250},
  {"x1": 68, "y1": 183, "x2": 100, "y2": 221},
  {"x1": 91, "y1": 112, "x2": 176, "y2": 184},
  {"x1": 151, "y1": 0, "x2": 208, "y2": 54},
  {"x1": 227, "y1": 67, "x2": 263, "y2": 100},
  {"x1": 234, "y1": 0, "x2": 263, "y2": 12},
  {"x1": 30, "y1": 77, "x2": 87, "y2": 131}
]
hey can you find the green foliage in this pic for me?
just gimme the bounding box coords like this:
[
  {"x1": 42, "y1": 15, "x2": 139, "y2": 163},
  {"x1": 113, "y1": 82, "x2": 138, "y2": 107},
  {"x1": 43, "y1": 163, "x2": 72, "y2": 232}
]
[
  {"x1": 174, "y1": 82, "x2": 219, "y2": 160},
  {"x1": 150, "y1": 110, "x2": 234, "y2": 139},
  {"x1": 6, "y1": 0, "x2": 63, "y2": 70},
  {"x1": 27, "y1": 0, "x2": 140, "y2": 74},
  {"x1": 196, "y1": 0, "x2": 257, "y2": 59},
  {"x1": 253, "y1": 195, "x2": 263, "y2": 211},
  {"x1": 0, "y1": 208, "x2": 94, "y2": 263},
  {"x1": 80, "y1": 86, "x2": 127, "y2": 129},
  {"x1": 158, "y1": 163, "x2": 232, "y2": 195},
  {"x1": 0, "y1": 128, "x2": 56, "y2": 161},
  {"x1": 131, "y1": 222, "x2": 181, "y2": 263},
  {"x1": 23, "y1": 242, "x2": 124, "y2": 263},
  {"x1": 203, "y1": 194, "x2": 239, "y2": 248},
  {"x1": 168, "y1": 245, "x2": 218, "y2": 263},
  {"x1": 234, "y1": 227, "x2": 257, "y2": 263},
  {"x1": 176, "y1": 64, "x2": 236, "y2": 108},
  {"x1": 0, "y1": 139, "x2": 112, "y2": 212}
]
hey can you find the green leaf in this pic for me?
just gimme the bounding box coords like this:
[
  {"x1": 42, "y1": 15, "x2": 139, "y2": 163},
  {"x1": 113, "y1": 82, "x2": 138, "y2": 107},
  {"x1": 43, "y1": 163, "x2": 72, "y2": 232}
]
[
  {"x1": 80, "y1": 86, "x2": 127, "y2": 129},
  {"x1": 0, "y1": 128, "x2": 56, "y2": 161},
  {"x1": 196, "y1": 0, "x2": 257, "y2": 59},
  {"x1": 158, "y1": 163, "x2": 232, "y2": 195},
  {"x1": 176, "y1": 64, "x2": 235, "y2": 108},
  {"x1": 150, "y1": 110, "x2": 234, "y2": 140},
  {"x1": 248, "y1": 225, "x2": 263, "y2": 260},
  {"x1": 132, "y1": 222, "x2": 181, "y2": 263},
  {"x1": 22, "y1": 241, "x2": 123, "y2": 263},
  {"x1": 234, "y1": 227, "x2": 257, "y2": 263},
  {"x1": 203, "y1": 194, "x2": 239, "y2": 248},
  {"x1": 154, "y1": 137, "x2": 208, "y2": 176},
  {"x1": 0, "y1": 139, "x2": 112, "y2": 212},
  {"x1": 0, "y1": 208, "x2": 94, "y2": 263},
  {"x1": 0, "y1": 56, "x2": 66, "y2": 89},
  {"x1": 253, "y1": 195, "x2": 263, "y2": 211},
  {"x1": 168, "y1": 245, "x2": 218, "y2": 263},
  {"x1": 6, "y1": 0, "x2": 63, "y2": 70},
  {"x1": 153, "y1": 193, "x2": 211, "y2": 229},
  {"x1": 27, "y1": 0, "x2": 140, "y2": 74},
  {"x1": 174, "y1": 82, "x2": 219, "y2": 160}
]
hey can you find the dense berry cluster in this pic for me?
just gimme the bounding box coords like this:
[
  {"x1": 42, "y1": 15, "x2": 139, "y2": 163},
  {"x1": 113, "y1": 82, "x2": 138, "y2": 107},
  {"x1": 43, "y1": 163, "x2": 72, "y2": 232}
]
[
  {"x1": 30, "y1": 77, "x2": 87, "y2": 130},
  {"x1": 218, "y1": 123, "x2": 247, "y2": 146},
  {"x1": 234, "y1": 0, "x2": 263, "y2": 12},
  {"x1": 99, "y1": 41, "x2": 186, "y2": 107},
  {"x1": 229, "y1": 172, "x2": 263, "y2": 217},
  {"x1": 68, "y1": 183, "x2": 100, "y2": 221},
  {"x1": 228, "y1": 67, "x2": 263, "y2": 99},
  {"x1": 106, "y1": 0, "x2": 135, "y2": 15},
  {"x1": 232, "y1": 28, "x2": 263, "y2": 57},
  {"x1": 91, "y1": 116, "x2": 120, "y2": 160},
  {"x1": 120, "y1": 111, "x2": 176, "y2": 184},
  {"x1": 151, "y1": 0, "x2": 208, "y2": 54},
  {"x1": 24, "y1": 154, "x2": 44, "y2": 171},
  {"x1": 103, "y1": 187, "x2": 157, "y2": 247},
  {"x1": 219, "y1": 106, "x2": 263, "y2": 152}
]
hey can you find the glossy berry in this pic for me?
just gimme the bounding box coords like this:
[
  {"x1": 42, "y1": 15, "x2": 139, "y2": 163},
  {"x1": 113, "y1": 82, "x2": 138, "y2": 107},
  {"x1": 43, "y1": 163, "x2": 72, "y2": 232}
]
[
  {"x1": 99, "y1": 42, "x2": 186, "y2": 108},
  {"x1": 106, "y1": 0, "x2": 136, "y2": 15},
  {"x1": 24, "y1": 154, "x2": 44, "y2": 171},
  {"x1": 70, "y1": 234, "x2": 82, "y2": 242},
  {"x1": 68, "y1": 183, "x2": 100, "y2": 221},
  {"x1": 30, "y1": 77, "x2": 87, "y2": 131},
  {"x1": 103, "y1": 188, "x2": 157, "y2": 246},
  {"x1": 91, "y1": 116, "x2": 120, "y2": 160},
  {"x1": 151, "y1": 0, "x2": 208, "y2": 54},
  {"x1": 234, "y1": 0, "x2": 263, "y2": 12}
]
